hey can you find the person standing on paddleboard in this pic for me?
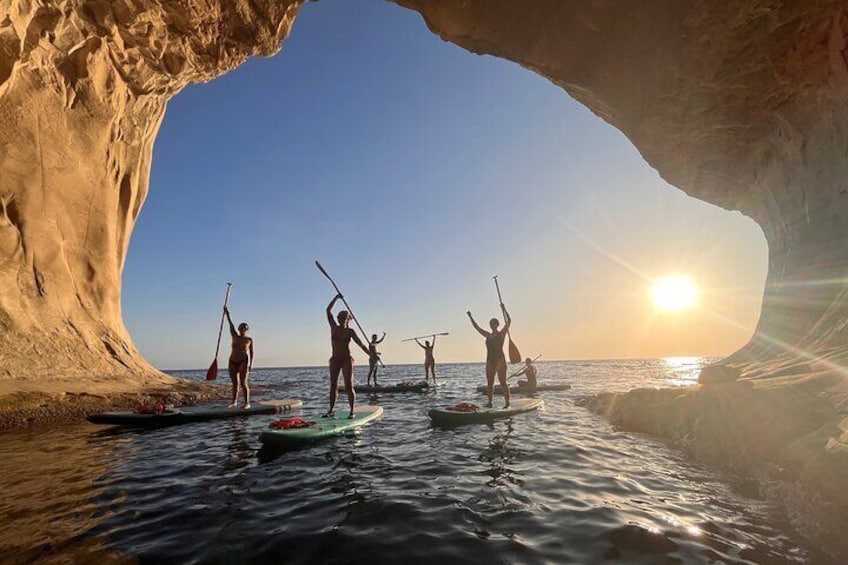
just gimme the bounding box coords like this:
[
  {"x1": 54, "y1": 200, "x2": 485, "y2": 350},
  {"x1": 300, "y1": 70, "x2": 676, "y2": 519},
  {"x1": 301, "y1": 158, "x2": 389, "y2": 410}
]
[
  {"x1": 415, "y1": 336, "x2": 438, "y2": 384},
  {"x1": 513, "y1": 357, "x2": 538, "y2": 390},
  {"x1": 467, "y1": 305, "x2": 512, "y2": 409},
  {"x1": 327, "y1": 293, "x2": 370, "y2": 418},
  {"x1": 224, "y1": 306, "x2": 254, "y2": 409},
  {"x1": 367, "y1": 332, "x2": 386, "y2": 386}
]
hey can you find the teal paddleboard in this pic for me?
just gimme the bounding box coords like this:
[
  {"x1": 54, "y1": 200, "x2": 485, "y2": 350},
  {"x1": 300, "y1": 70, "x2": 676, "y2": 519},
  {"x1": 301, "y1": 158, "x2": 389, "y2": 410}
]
[
  {"x1": 428, "y1": 398, "x2": 543, "y2": 425},
  {"x1": 259, "y1": 405, "x2": 384, "y2": 446},
  {"x1": 475, "y1": 383, "x2": 572, "y2": 394}
]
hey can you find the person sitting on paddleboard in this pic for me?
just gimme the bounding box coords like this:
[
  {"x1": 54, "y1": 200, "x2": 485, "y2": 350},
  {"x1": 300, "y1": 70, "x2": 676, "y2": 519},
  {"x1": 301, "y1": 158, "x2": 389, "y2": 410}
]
[
  {"x1": 367, "y1": 332, "x2": 386, "y2": 386},
  {"x1": 327, "y1": 293, "x2": 370, "y2": 419},
  {"x1": 415, "y1": 335, "x2": 437, "y2": 384},
  {"x1": 224, "y1": 306, "x2": 254, "y2": 409},
  {"x1": 467, "y1": 305, "x2": 512, "y2": 409},
  {"x1": 513, "y1": 357, "x2": 538, "y2": 389}
]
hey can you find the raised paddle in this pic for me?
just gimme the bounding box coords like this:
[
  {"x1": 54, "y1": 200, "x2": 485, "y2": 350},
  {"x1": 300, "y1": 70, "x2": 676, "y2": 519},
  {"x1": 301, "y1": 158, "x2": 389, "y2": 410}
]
[
  {"x1": 493, "y1": 275, "x2": 522, "y2": 364},
  {"x1": 206, "y1": 282, "x2": 232, "y2": 381},
  {"x1": 401, "y1": 332, "x2": 449, "y2": 342},
  {"x1": 508, "y1": 354, "x2": 542, "y2": 380},
  {"x1": 315, "y1": 260, "x2": 385, "y2": 368}
]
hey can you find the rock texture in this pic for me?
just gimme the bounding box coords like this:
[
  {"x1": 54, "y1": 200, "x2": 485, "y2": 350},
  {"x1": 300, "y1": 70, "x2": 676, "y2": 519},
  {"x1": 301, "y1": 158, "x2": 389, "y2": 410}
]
[{"x1": 0, "y1": 1, "x2": 302, "y2": 390}]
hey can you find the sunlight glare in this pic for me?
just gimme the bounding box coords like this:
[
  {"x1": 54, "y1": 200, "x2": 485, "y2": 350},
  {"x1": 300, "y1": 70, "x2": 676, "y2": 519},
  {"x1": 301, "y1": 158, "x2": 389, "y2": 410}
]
[{"x1": 651, "y1": 276, "x2": 697, "y2": 313}]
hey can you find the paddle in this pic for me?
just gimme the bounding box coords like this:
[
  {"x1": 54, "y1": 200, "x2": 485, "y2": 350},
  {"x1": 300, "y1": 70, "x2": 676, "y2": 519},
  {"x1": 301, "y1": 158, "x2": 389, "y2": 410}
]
[
  {"x1": 315, "y1": 260, "x2": 385, "y2": 368},
  {"x1": 206, "y1": 282, "x2": 232, "y2": 381},
  {"x1": 493, "y1": 275, "x2": 522, "y2": 364},
  {"x1": 401, "y1": 332, "x2": 449, "y2": 342},
  {"x1": 508, "y1": 354, "x2": 542, "y2": 380}
]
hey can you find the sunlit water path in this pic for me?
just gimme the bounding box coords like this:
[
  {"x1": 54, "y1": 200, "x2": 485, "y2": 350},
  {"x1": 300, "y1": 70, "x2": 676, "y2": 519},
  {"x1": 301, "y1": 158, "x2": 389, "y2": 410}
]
[{"x1": 0, "y1": 359, "x2": 833, "y2": 563}]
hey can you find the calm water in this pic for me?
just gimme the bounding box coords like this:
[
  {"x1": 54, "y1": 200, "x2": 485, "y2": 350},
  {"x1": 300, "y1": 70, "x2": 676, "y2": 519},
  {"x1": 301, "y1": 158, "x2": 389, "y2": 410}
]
[{"x1": 0, "y1": 359, "x2": 834, "y2": 564}]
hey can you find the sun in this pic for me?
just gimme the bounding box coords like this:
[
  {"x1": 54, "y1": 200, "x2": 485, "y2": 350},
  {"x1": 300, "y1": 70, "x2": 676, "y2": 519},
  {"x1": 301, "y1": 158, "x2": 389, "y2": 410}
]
[{"x1": 651, "y1": 276, "x2": 697, "y2": 313}]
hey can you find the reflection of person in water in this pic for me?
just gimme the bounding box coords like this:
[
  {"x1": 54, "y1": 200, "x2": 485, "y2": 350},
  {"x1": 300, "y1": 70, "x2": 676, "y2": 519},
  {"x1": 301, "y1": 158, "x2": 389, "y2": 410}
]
[
  {"x1": 224, "y1": 306, "x2": 254, "y2": 409},
  {"x1": 326, "y1": 293, "x2": 369, "y2": 419},
  {"x1": 512, "y1": 358, "x2": 538, "y2": 389}
]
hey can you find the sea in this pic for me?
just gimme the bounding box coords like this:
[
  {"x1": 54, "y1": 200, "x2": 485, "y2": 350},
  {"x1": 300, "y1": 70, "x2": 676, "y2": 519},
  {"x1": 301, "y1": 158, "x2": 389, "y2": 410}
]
[{"x1": 0, "y1": 359, "x2": 834, "y2": 564}]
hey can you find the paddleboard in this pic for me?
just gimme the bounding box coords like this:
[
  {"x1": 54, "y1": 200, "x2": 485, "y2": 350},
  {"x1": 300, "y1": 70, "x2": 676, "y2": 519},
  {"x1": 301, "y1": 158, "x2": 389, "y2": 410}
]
[
  {"x1": 259, "y1": 405, "x2": 383, "y2": 446},
  {"x1": 428, "y1": 398, "x2": 543, "y2": 425},
  {"x1": 475, "y1": 383, "x2": 572, "y2": 394},
  {"x1": 88, "y1": 398, "x2": 302, "y2": 427},
  {"x1": 340, "y1": 381, "x2": 430, "y2": 393}
]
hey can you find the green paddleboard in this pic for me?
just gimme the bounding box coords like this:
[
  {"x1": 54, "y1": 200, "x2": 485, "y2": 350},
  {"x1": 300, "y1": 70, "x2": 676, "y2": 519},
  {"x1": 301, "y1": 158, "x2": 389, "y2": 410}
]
[
  {"x1": 259, "y1": 405, "x2": 384, "y2": 446},
  {"x1": 428, "y1": 398, "x2": 543, "y2": 426}
]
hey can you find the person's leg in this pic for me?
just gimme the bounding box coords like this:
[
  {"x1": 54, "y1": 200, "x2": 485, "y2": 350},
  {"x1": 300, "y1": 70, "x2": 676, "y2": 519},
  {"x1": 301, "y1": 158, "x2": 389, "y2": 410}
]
[
  {"x1": 367, "y1": 360, "x2": 375, "y2": 385},
  {"x1": 497, "y1": 359, "x2": 510, "y2": 408},
  {"x1": 343, "y1": 357, "x2": 356, "y2": 418},
  {"x1": 239, "y1": 362, "x2": 251, "y2": 408},
  {"x1": 228, "y1": 362, "x2": 239, "y2": 407},
  {"x1": 326, "y1": 358, "x2": 342, "y2": 417},
  {"x1": 485, "y1": 361, "x2": 496, "y2": 408},
  {"x1": 431, "y1": 361, "x2": 437, "y2": 384}
]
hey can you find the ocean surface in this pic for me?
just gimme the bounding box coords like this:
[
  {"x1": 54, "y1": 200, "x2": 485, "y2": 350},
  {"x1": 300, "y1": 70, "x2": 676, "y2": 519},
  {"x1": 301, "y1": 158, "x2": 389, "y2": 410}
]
[{"x1": 0, "y1": 359, "x2": 834, "y2": 564}]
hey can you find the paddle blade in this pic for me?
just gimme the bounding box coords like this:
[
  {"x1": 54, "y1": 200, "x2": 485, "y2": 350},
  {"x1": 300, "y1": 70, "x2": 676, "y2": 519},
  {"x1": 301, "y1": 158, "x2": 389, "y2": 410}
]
[
  {"x1": 206, "y1": 359, "x2": 218, "y2": 381},
  {"x1": 508, "y1": 339, "x2": 522, "y2": 364}
]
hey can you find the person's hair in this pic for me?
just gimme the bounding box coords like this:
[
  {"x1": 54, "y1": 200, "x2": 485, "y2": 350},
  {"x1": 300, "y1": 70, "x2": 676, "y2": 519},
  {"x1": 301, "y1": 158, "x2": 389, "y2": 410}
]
[
  {"x1": 337, "y1": 310, "x2": 349, "y2": 324},
  {"x1": 489, "y1": 318, "x2": 500, "y2": 328},
  {"x1": 238, "y1": 322, "x2": 249, "y2": 332},
  {"x1": 425, "y1": 341, "x2": 430, "y2": 346},
  {"x1": 371, "y1": 333, "x2": 377, "y2": 340},
  {"x1": 525, "y1": 357, "x2": 532, "y2": 363}
]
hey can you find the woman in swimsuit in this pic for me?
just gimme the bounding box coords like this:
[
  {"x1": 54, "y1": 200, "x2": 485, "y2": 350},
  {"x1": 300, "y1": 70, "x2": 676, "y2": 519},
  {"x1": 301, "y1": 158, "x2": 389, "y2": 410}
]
[
  {"x1": 467, "y1": 304, "x2": 512, "y2": 409},
  {"x1": 367, "y1": 332, "x2": 386, "y2": 386},
  {"x1": 415, "y1": 336, "x2": 437, "y2": 384},
  {"x1": 224, "y1": 306, "x2": 254, "y2": 409},
  {"x1": 513, "y1": 357, "x2": 538, "y2": 389},
  {"x1": 326, "y1": 293, "x2": 370, "y2": 418}
]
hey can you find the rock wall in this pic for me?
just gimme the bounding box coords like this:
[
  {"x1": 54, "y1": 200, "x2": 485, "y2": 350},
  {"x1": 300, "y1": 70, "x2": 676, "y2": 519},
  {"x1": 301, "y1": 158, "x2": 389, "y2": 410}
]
[
  {"x1": 0, "y1": 0, "x2": 846, "y2": 384},
  {"x1": 0, "y1": 1, "x2": 302, "y2": 386}
]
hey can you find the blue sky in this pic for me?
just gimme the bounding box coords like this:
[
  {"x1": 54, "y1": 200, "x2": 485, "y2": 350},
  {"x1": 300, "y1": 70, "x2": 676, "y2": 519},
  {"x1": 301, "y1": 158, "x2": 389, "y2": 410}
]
[{"x1": 123, "y1": 0, "x2": 768, "y2": 369}]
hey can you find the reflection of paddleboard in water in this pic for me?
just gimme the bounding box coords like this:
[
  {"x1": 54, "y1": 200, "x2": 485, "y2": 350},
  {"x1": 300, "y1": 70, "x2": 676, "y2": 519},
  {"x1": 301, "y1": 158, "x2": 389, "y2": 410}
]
[
  {"x1": 476, "y1": 384, "x2": 571, "y2": 394},
  {"x1": 428, "y1": 398, "x2": 543, "y2": 425},
  {"x1": 88, "y1": 399, "x2": 302, "y2": 427},
  {"x1": 259, "y1": 405, "x2": 383, "y2": 446}
]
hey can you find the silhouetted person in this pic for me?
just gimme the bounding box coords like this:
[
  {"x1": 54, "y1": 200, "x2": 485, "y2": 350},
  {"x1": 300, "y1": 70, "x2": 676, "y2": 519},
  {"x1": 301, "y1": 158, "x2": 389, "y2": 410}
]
[
  {"x1": 415, "y1": 335, "x2": 437, "y2": 384},
  {"x1": 467, "y1": 304, "x2": 512, "y2": 409},
  {"x1": 367, "y1": 332, "x2": 386, "y2": 386},
  {"x1": 224, "y1": 306, "x2": 254, "y2": 409},
  {"x1": 513, "y1": 357, "x2": 538, "y2": 389},
  {"x1": 326, "y1": 293, "x2": 369, "y2": 418}
]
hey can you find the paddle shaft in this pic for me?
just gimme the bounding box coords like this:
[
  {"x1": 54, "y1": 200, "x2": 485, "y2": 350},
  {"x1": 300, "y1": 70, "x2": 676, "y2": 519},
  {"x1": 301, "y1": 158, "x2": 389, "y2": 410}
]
[
  {"x1": 494, "y1": 276, "x2": 522, "y2": 363},
  {"x1": 508, "y1": 354, "x2": 542, "y2": 380},
  {"x1": 213, "y1": 283, "x2": 233, "y2": 359},
  {"x1": 315, "y1": 261, "x2": 385, "y2": 368},
  {"x1": 402, "y1": 332, "x2": 449, "y2": 342}
]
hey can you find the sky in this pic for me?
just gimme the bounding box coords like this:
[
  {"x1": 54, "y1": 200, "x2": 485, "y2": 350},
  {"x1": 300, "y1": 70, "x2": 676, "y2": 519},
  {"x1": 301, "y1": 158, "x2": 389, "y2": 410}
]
[{"x1": 122, "y1": 0, "x2": 769, "y2": 369}]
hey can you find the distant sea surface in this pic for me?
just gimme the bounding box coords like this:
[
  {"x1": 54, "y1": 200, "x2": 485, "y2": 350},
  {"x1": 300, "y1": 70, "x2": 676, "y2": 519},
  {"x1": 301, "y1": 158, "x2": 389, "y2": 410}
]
[{"x1": 0, "y1": 359, "x2": 834, "y2": 563}]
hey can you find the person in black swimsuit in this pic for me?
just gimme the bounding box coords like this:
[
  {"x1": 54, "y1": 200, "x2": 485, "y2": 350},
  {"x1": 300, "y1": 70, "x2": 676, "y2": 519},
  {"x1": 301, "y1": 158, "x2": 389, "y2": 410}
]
[
  {"x1": 224, "y1": 306, "x2": 254, "y2": 409},
  {"x1": 367, "y1": 332, "x2": 386, "y2": 386},
  {"x1": 326, "y1": 293, "x2": 370, "y2": 418},
  {"x1": 415, "y1": 336, "x2": 437, "y2": 384},
  {"x1": 467, "y1": 304, "x2": 512, "y2": 409}
]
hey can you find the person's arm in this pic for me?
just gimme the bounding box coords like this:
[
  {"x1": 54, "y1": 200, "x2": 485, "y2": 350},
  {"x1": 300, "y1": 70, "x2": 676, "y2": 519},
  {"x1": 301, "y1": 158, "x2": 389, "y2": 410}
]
[
  {"x1": 415, "y1": 338, "x2": 425, "y2": 349},
  {"x1": 351, "y1": 331, "x2": 370, "y2": 356},
  {"x1": 248, "y1": 339, "x2": 255, "y2": 371},
  {"x1": 326, "y1": 294, "x2": 341, "y2": 328},
  {"x1": 224, "y1": 306, "x2": 237, "y2": 337},
  {"x1": 376, "y1": 332, "x2": 386, "y2": 344},
  {"x1": 431, "y1": 335, "x2": 436, "y2": 348},
  {"x1": 466, "y1": 311, "x2": 488, "y2": 337},
  {"x1": 501, "y1": 304, "x2": 512, "y2": 333}
]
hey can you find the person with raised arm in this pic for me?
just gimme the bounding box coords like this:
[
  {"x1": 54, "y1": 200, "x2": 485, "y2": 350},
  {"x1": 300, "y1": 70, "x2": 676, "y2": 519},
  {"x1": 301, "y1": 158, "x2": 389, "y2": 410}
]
[
  {"x1": 367, "y1": 332, "x2": 386, "y2": 386},
  {"x1": 415, "y1": 335, "x2": 438, "y2": 384},
  {"x1": 326, "y1": 293, "x2": 370, "y2": 418},
  {"x1": 224, "y1": 306, "x2": 254, "y2": 409},
  {"x1": 466, "y1": 304, "x2": 512, "y2": 409}
]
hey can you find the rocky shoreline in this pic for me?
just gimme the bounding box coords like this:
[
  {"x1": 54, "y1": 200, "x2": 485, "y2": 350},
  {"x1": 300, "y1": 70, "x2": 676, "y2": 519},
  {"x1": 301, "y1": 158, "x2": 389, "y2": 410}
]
[
  {"x1": 0, "y1": 380, "x2": 228, "y2": 430},
  {"x1": 580, "y1": 356, "x2": 848, "y2": 559}
]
